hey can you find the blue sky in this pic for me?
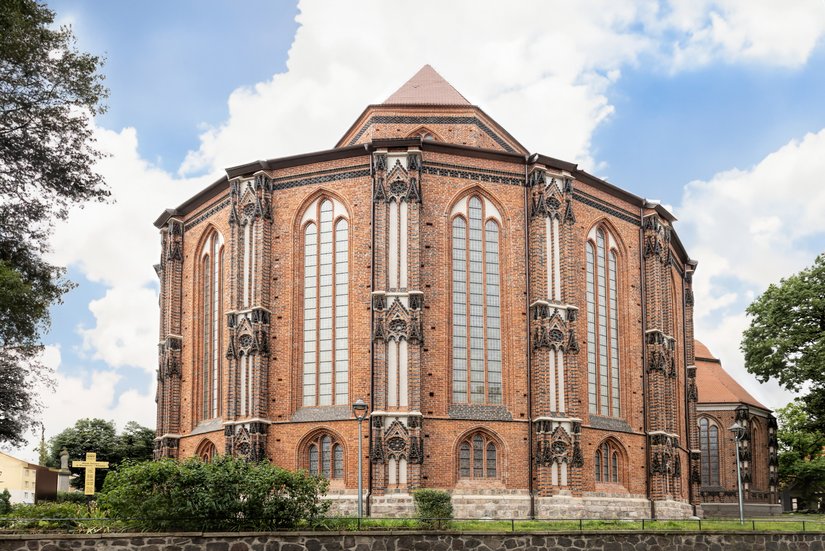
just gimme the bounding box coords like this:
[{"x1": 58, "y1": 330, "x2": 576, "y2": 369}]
[{"x1": 7, "y1": 1, "x2": 825, "y2": 461}]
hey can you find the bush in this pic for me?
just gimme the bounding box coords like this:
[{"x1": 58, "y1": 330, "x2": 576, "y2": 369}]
[
  {"x1": 98, "y1": 456, "x2": 329, "y2": 531},
  {"x1": 0, "y1": 501, "x2": 100, "y2": 531},
  {"x1": 0, "y1": 489, "x2": 10, "y2": 515},
  {"x1": 412, "y1": 489, "x2": 452, "y2": 529},
  {"x1": 54, "y1": 492, "x2": 88, "y2": 504}
]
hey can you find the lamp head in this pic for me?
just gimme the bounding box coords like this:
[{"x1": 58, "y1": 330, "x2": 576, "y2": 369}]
[
  {"x1": 729, "y1": 421, "x2": 745, "y2": 439},
  {"x1": 352, "y1": 399, "x2": 368, "y2": 420}
]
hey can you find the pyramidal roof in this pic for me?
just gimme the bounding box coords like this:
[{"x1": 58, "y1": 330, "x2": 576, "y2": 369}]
[{"x1": 384, "y1": 65, "x2": 471, "y2": 106}]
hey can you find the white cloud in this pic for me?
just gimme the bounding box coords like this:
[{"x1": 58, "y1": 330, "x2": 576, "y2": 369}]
[
  {"x1": 648, "y1": 0, "x2": 825, "y2": 70},
  {"x1": 79, "y1": 286, "x2": 159, "y2": 374},
  {"x1": 2, "y1": 346, "x2": 156, "y2": 464},
  {"x1": 678, "y1": 128, "x2": 825, "y2": 410},
  {"x1": 39, "y1": 0, "x2": 825, "y2": 440}
]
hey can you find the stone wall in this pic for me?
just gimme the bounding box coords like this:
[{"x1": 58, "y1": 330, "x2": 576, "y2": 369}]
[{"x1": 2, "y1": 532, "x2": 824, "y2": 551}]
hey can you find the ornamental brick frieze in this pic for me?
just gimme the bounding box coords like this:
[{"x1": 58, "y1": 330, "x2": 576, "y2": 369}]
[
  {"x1": 529, "y1": 169, "x2": 575, "y2": 224},
  {"x1": 370, "y1": 416, "x2": 424, "y2": 467},
  {"x1": 372, "y1": 298, "x2": 423, "y2": 344},
  {"x1": 228, "y1": 174, "x2": 272, "y2": 226},
  {"x1": 225, "y1": 423, "x2": 268, "y2": 462}
]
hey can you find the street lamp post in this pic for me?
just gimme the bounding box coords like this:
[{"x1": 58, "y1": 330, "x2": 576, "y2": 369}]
[
  {"x1": 729, "y1": 421, "x2": 746, "y2": 524},
  {"x1": 352, "y1": 399, "x2": 369, "y2": 520}
]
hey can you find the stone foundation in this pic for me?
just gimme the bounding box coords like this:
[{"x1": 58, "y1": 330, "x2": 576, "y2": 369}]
[
  {"x1": 369, "y1": 493, "x2": 416, "y2": 517},
  {"x1": 652, "y1": 499, "x2": 696, "y2": 519},
  {"x1": 3, "y1": 532, "x2": 824, "y2": 551},
  {"x1": 536, "y1": 493, "x2": 652, "y2": 519},
  {"x1": 451, "y1": 490, "x2": 531, "y2": 519},
  {"x1": 702, "y1": 502, "x2": 783, "y2": 518}
]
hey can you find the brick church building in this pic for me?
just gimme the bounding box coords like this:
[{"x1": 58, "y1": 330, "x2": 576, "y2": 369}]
[{"x1": 152, "y1": 66, "x2": 770, "y2": 518}]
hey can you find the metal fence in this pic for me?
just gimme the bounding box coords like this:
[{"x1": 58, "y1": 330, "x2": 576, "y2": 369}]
[{"x1": 1, "y1": 516, "x2": 825, "y2": 534}]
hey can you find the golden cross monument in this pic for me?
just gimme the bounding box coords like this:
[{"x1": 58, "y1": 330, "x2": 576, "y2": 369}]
[{"x1": 71, "y1": 452, "x2": 109, "y2": 496}]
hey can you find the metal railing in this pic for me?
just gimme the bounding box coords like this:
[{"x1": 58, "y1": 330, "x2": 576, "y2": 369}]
[{"x1": 1, "y1": 516, "x2": 824, "y2": 534}]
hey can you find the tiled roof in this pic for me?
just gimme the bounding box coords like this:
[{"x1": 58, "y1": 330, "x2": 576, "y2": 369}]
[
  {"x1": 695, "y1": 340, "x2": 768, "y2": 410},
  {"x1": 384, "y1": 65, "x2": 471, "y2": 106}
]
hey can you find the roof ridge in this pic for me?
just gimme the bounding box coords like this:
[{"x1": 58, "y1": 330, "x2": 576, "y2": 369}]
[{"x1": 384, "y1": 65, "x2": 471, "y2": 106}]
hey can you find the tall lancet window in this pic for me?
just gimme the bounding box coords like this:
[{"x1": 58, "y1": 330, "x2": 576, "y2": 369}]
[
  {"x1": 302, "y1": 197, "x2": 349, "y2": 406},
  {"x1": 200, "y1": 230, "x2": 224, "y2": 420},
  {"x1": 451, "y1": 195, "x2": 502, "y2": 404},
  {"x1": 586, "y1": 226, "x2": 620, "y2": 417},
  {"x1": 699, "y1": 417, "x2": 720, "y2": 486}
]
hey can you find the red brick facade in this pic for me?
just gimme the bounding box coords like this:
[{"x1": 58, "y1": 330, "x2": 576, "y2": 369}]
[{"x1": 154, "y1": 67, "x2": 703, "y2": 518}]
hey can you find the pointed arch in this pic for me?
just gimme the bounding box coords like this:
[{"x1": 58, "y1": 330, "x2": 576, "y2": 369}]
[
  {"x1": 594, "y1": 437, "x2": 627, "y2": 486},
  {"x1": 298, "y1": 427, "x2": 348, "y2": 480},
  {"x1": 698, "y1": 415, "x2": 721, "y2": 486},
  {"x1": 585, "y1": 220, "x2": 623, "y2": 418},
  {"x1": 454, "y1": 427, "x2": 505, "y2": 482},
  {"x1": 406, "y1": 125, "x2": 444, "y2": 142},
  {"x1": 445, "y1": 184, "x2": 508, "y2": 224},
  {"x1": 449, "y1": 190, "x2": 506, "y2": 405},
  {"x1": 195, "y1": 439, "x2": 218, "y2": 462},
  {"x1": 295, "y1": 191, "x2": 352, "y2": 408},
  {"x1": 196, "y1": 226, "x2": 225, "y2": 421}
]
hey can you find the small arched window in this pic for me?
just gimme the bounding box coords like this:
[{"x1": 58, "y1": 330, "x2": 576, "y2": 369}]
[
  {"x1": 301, "y1": 197, "x2": 349, "y2": 407},
  {"x1": 196, "y1": 440, "x2": 218, "y2": 463},
  {"x1": 586, "y1": 226, "x2": 620, "y2": 417},
  {"x1": 306, "y1": 433, "x2": 344, "y2": 479},
  {"x1": 595, "y1": 441, "x2": 621, "y2": 484},
  {"x1": 699, "y1": 417, "x2": 720, "y2": 486},
  {"x1": 458, "y1": 432, "x2": 498, "y2": 479},
  {"x1": 451, "y1": 195, "x2": 503, "y2": 404},
  {"x1": 199, "y1": 230, "x2": 224, "y2": 420}
]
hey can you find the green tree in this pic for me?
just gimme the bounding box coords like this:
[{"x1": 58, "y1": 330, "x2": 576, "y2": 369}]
[
  {"x1": 0, "y1": 488, "x2": 11, "y2": 515},
  {"x1": 775, "y1": 400, "x2": 825, "y2": 510},
  {"x1": 48, "y1": 418, "x2": 154, "y2": 492},
  {"x1": 741, "y1": 254, "x2": 825, "y2": 392},
  {"x1": 0, "y1": 0, "x2": 108, "y2": 446}
]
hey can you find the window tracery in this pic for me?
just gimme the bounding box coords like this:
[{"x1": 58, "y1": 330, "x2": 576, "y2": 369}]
[
  {"x1": 699, "y1": 417, "x2": 720, "y2": 486},
  {"x1": 451, "y1": 195, "x2": 502, "y2": 404},
  {"x1": 586, "y1": 226, "x2": 621, "y2": 417},
  {"x1": 594, "y1": 440, "x2": 622, "y2": 484},
  {"x1": 458, "y1": 432, "x2": 498, "y2": 480},
  {"x1": 199, "y1": 230, "x2": 224, "y2": 420},
  {"x1": 302, "y1": 197, "x2": 349, "y2": 406},
  {"x1": 306, "y1": 433, "x2": 344, "y2": 479}
]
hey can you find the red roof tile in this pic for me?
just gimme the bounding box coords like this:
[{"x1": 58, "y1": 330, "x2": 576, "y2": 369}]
[
  {"x1": 694, "y1": 340, "x2": 768, "y2": 410},
  {"x1": 384, "y1": 65, "x2": 471, "y2": 106}
]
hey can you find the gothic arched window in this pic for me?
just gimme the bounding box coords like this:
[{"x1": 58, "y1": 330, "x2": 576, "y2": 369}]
[
  {"x1": 458, "y1": 432, "x2": 498, "y2": 480},
  {"x1": 199, "y1": 230, "x2": 224, "y2": 420},
  {"x1": 451, "y1": 195, "x2": 502, "y2": 404},
  {"x1": 306, "y1": 434, "x2": 344, "y2": 479},
  {"x1": 594, "y1": 441, "x2": 621, "y2": 483},
  {"x1": 196, "y1": 439, "x2": 218, "y2": 462},
  {"x1": 302, "y1": 197, "x2": 349, "y2": 407},
  {"x1": 699, "y1": 417, "x2": 720, "y2": 486},
  {"x1": 586, "y1": 226, "x2": 620, "y2": 417}
]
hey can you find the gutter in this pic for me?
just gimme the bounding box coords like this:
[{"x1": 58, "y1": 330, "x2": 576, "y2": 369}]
[
  {"x1": 525, "y1": 155, "x2": 535, "y2": 519},
  {"x1": 638, "y1": 205, "x2": 653, "y2": 519}
]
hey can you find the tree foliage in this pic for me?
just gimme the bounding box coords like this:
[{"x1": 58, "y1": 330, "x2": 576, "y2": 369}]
[
  {"x1": 0, "y1": 0, "x2": 108, "y2": 446},
  {"x1": 98, "y1": 457, "x2": 330, "y2": 531},
  {"x1": 47, "y1": 418, "x2": 154, "y2": 492},
  {"x1": 776, "y1": 400, "x2": 825, "y2": 509},
  {"x1": 742, "y1": 254, "x2": 825, "y2": 391}
]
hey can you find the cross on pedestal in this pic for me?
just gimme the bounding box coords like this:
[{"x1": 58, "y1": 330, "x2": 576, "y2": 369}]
[{"x1": 71, "y1": 452, "x2": 109, "y2": 495}]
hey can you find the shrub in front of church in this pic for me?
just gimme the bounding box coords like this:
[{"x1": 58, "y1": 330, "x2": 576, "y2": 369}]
[
  {"x1": 412, "y1": 489, "x2": 453, "y2": 528},
  {"x1": 98, "y1": 456, "x2": 329, "y2": 531},
  {"x1": 0, "y1": 501, "x2": 98, "y2": 531}
]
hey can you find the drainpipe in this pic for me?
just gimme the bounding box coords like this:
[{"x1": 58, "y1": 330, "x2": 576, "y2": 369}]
[
  {"x1": 681, "y1": 266, "x2": 695, "y2": 514},
  {"x1": 639, "y1": 205, "x2": 653, "y2": 519},
  {"x1": 525, "y1": 154, "x2": 535, "y2": 519},
  {"x1": 367, "y1": 142, "x2": 374, "y2": 516}
]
